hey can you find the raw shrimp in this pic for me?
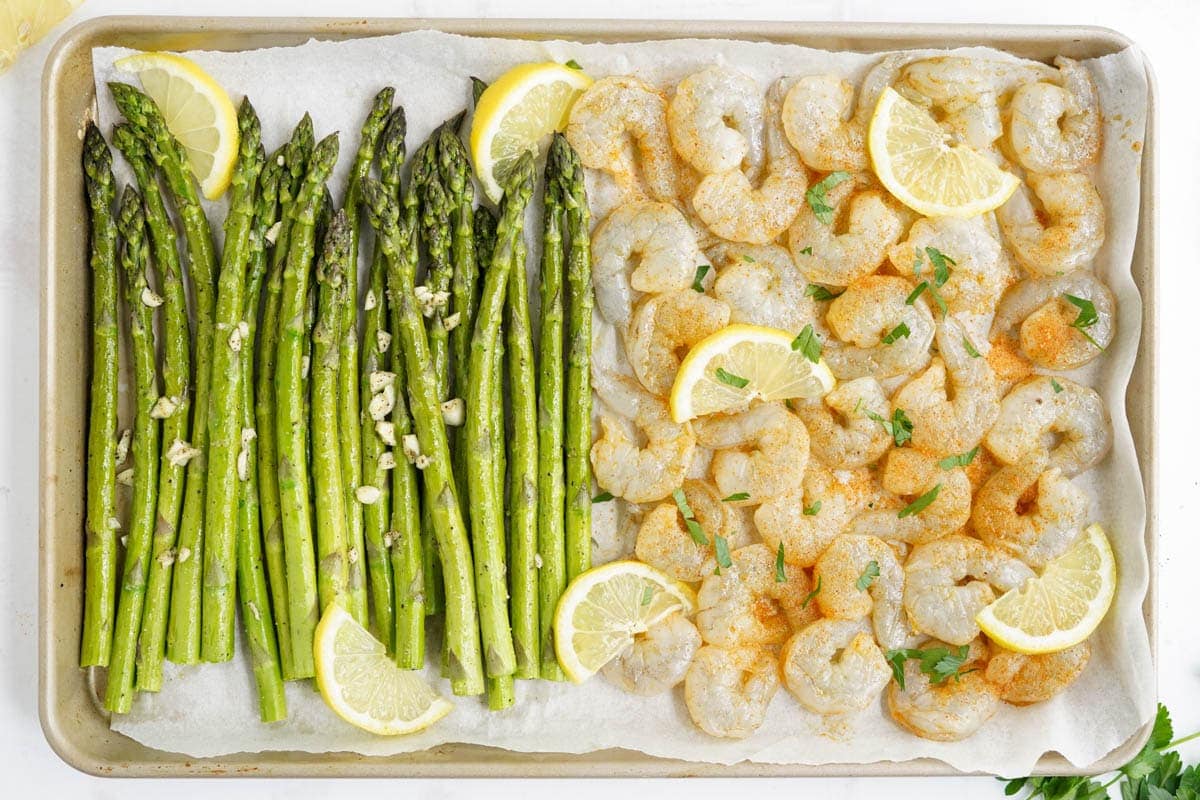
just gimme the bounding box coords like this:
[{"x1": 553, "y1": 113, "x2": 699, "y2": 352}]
[
  {"x1": 815, "y1": 535, "x2": 912, "y2": 650},
  {"x1": 902, "y1": 535, "x2": 1034, "y2": 645},
  {"x1": 667, "y1": 66, "x2": 764, "y2": 176},
  {"x1": 565, "y1": 76, "x2": 682, "y2": 203},
  {"x1": 591, "y1": 201, "x2": 704, "y2": 330},
  {"x1": 694, "y1": 403, "x2": 810, "y2": 502},
  {"x1": 692, "y1": 80, "x2": 808, "y2": 244},
  {"x1": 996, "y1": 172, "x2": 1106, "y2": 276},
  {"x1": 887, "y1": 216, "x2": 1012, "y2": 316},
  {"x1": 685, "y1": 645, "x2": 780, "y2": 739},
  {"x1": 887, "y1": 638, "x2": 1000, "y2": 742},
  {"x1": 971, "y1": 456, "x2": 1089, "y2": 567},
  {"x1": 823, "y1": 276, "x2": 935, "y2": 380},
  {"x1": 696, "y1": 544, "x2": 819, "y2": 647},
  {"x1": 991, "y1": 272, "x2": 1116, "y2": 370},
  {"x1": 846, "y1": 449, "x2": 972, "y2": 544},
  {"x1": 795, "y1": 377, "x2": 892, "y2": 469},
  {"x1": 754, "y1": 465, "x2": 875, "y2": 568},
  {"x1": 591, "y1": 370, "x2": 696, "y2": 504},
  {"x1": 984, "y1": 641, "x2": 1090, "y2": 705},
  {"x1": 788, "y1": 180, "x2": 906, "y2": 287},
  {"x1": 985, "y1": 375, "x2": 1111, "y2": 476},
  {"x1": 1008, "y1": 57, "x2": 1101, "y2": 174},
  {"x1": 781, "y1": 618, "x2": 892, "y2": 715},
  {"x1": 601, "y1": 611, "x2": 703, "y2": 696},
  {"x1": 626, "y1": 289, "x2": 730, "y2": 396},
  {"x1": 781, "y1": 75, "x2": 868, "y2": 173},
  {"x1": 711, "y1": 243, "x2": 817, "y2": 332},
  {"x1": 890, "y1": 316, "x2": 1000, "y2": 458},
  {"x1": 635, "y1": 480, "x2": 754, "y2": 582}
]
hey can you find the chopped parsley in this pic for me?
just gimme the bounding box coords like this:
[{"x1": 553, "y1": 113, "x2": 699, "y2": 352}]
[
  {"x1": 775, "y1": 543, "x2": 787, "y2": 583},
  {"x1": 672, "y1": 488, "x2": 708, "y2": 545},
  {"x1": 722, "y1": 492, "x2": 750, "y2": 503},
  {"x1": 803, "y1": 500, "x2": 822, "y2": 516},
  {"x1": 692, "y1": 264, "x2": 711, "y2": 293},
  {"x1": 715, "y1": 367, "x2": 750, "y2": 389},
  {"x1": 866, "y1": 407, "x2": 914, "y2": 448},
  {"x1": 884, "y1": 644, "x2": 972, "y2": 690},
  {"x1": 805, "y1": 171, "x2": 852, "y2": 224},
  {"x1": 805, "y1": 283, "x2": 842, "y2": 301},
  {"x1": 1051, "y1": 377, "x2": 1064, "y2": 393},
  {"x1": 898, "y1": 484, "x2": 942, "y2": 518},
  {"x1": 640, "y1": 584, "x2": 654, "y2": 606},
  {"x1": 800, "y1": 575, "x2": 822, "y2": 609},
  {"x1": 592, "y1": 491, "x2": 614, "y2": 503},
  {"x1": 1064, "y1": 293, "x2": 1104, "y2": 349},
  {"x1": 856, "y1": 560, "x2": 880, "y2": 591},
  {"x1": 564, "y1": 59, "x2": 584, "y2": 70},
  {"x1": 713, "y1": 533, "x2": 732, "y2": 573},
  {"x1": 938, "y1": 447, "x2": 980, "y2": 470},
  {"x1": 882, "y1": 322, "x2": 911, "y2": 345},
  {"x1": 791, "y1": 323, "x2": 822, "y2": 364},
  {"x1": 963, "y1": 336, "x2": 982, "y2": 358},
  {"x1": 798, "y1": 246, "x2": 814, "y2": 256}
]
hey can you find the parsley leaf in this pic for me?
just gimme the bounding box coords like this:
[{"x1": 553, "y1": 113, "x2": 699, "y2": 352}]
[
  {"x1": 640, "y1": 584, "x2": 654, "y2": 606},
  {"x1": 722, "y1": 492, "x2": 750, "y2": 503},
  {"x1": 885, "y1": 645, "x2": 971, "y2": 691},
  {"x1": 805, "y1": 171, "x2": 852, "y2": 224},
  {"x1": 898, "y1": 484, "x2": 941, "y2": 518},
  {"x1": 713, "y1": 534, "x2": 732, "y2": 572},
  {"x1": 906, "y1": 281, "x2": 928, "y2": 306},
  {"x1": 742, "y1": 254, "x2": 756, "y2": 263},
  {"x1": 925, "y1": 246, "x2": 956, "y2": 287},
  {"x1": 715, "y1": 367, "x2": 750, "y2": 389},
  {"x1": 856, "y1": 560, "x2": 880, "y2": 591},
  {"x1": 775, "y1": 542, "x2": 787, "y2": 583},
  {"x1": 592, "y1": 491, "x2": 614, "y2": 503},
  {"x1": 1064, "y1": 293, "x2": 1105, "y2": 349},
  {"x1": 882, "y1": 321, "x2": 911, "y2": 345},
  {"x1": 1051, "y1": 377, "x2": 1064, "y2": 393},
  {"x1": 800, "y1": 575, "x2": 822, "y2": 608},
  {"x1": 805, "y1": 283, "x2": 842, "y2": 301},
  {"x1": 791, "y1": 323, "x2": 822, "y2": 363},
  {"x1": 798, "y1": 246, "x2": 814, "y2": 256},
  {"x1": 938, "y1": 446, "x2": 979, "y2": 470},
  {"x1": 671, "y1": 488, "x2": 694, "y2": 519},
  {"x1": 963, "y1": 336, "x2": 982, "y2": 358},
  {"x1": 692, "y1": 264, "x2": 711, "y2": 293},
  {"x1": 673, "y1": 487, "x2": 709, "y2": 545},
  {"x1": 564, "y1": 59, "x2": 584, "y2": 70},
  {"x1": 866, "y1": 408, "x2": 914, "y2": 448},
  {"x1": 684, "y1": 518, "x2": 708, "y2": 546},
  {"x1": 803, "y1": 500, "x2": 822, "y2": 516}
]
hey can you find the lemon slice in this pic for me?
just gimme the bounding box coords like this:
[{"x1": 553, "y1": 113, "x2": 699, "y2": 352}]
[
  {"x1": 553, "y1": 560, "x2": 697, "y2": 683},
  {"x1": 0, "y1": 0, "x2": 82, "y2": 74},
  {"x1": 868, "y1": 87, "x2": 1020, "y2": 218},
  {"x1": 115, "y1": 52, "x2": 240, "y2": 200},
  {"x1": 314, "y1": 603, "x2": 452, "y2": 735},
  {"x1": 976, "y1": 524, "x2": 1117, "y2": 655},
  {"x1": 470, "y1": 62, "x2": 592, "y2": 203},
  {"x1": 669, "y1": 324, "x2": 835, "y2": 423}
]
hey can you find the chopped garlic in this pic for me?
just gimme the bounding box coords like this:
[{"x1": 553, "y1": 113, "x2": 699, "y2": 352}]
[
  {"x1": 368, "y1": 384, "x2": 396, "y2": 420},
  {"x1": 355, "y1": 485, "x2": 382, "y2": 505},
  {"x1": 114, "y1": 429, "x2": 132, "y2": 464},
  {"x1": 166, "y1": 439, "x2": 201, "y2": 467},
  {"x1": 369, "y1": 370, "x2": 396, "y2": 394},
  {"x1": 440, "y1": 397, "x2": 465, "y2": 426},
  {"x1": 375, "y1": 421, "x2": 397, "y2": 446},
  {"x1": 364, "y1": 289, "x2": 377, "y2": 311},
  {"x1": 376, "y1": 329, "x2": 392, "y2": 353},
  {"x1": 443, "y1": 311, "x2": 461, "y2": 332},
  {"x1": 401, "y1": 434, "x2": 422, "y2": 463},
  {"x1": 178, "y1": 546, "x2": 192, "y2": 563},
  {"x1": 149, "y1": 395, "x2": 179, "y2": 419},
  {"x1": 414, "y1": 454, "x2": 432, "y2": 470},
  {"x1": 116, "y1": 468, "x2": 134, "y2": 486},
  {"x1": 140, "y1": 286, "x2": 164, "y2": 308},
  {"x1": 265, "y1": 220, "x2": 282, "y2": 245},
  {"x1": 378, "y1": 451, "x2": 396, "y2": 470}
]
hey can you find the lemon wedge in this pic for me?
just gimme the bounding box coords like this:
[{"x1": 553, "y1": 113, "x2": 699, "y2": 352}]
[
  {"x1": 0, "y1": 0, "x2": 82, "y2": 74},
  {"x1": 976, "y1": 524, "x2": 1117, "y2": 655},
  {"x1": 669, "y1": 324, "x2": 835, "y2": 423},
  {"x1": 115, "y1": 52, "x2": 240, "y2": 200},
  {"x1": 470, "y1": 61, "x2": 592, "y2": 203},
  {"x1": 314, "y1": 603, "x2": 452, "y2": 735},
  {"x1": 868, "y1": 87, "x2": 1020, "y2": 218},
  {"x1": 553, "y1": 561, "x2": 696, "y2": 683}
]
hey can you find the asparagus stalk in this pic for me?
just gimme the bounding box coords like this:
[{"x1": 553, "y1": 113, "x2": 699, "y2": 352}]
[
  {"x1": 275, "y1": 133, "x2": 340, "y2": 677},
  {"x1": 81, "y1": 124, "x2": 119, "y2": 669},
  {"x1": 466, "y1": 152, "x2": 536, "y2": 684},
  {"x1": 236, "y1": 153, "x2": 287, "y2": 722},
  {"x1": 362, "y1": 175, "x2": 485, "y2": 695},
  {"x1": 104, "y1": 187, "x2": 161, "y2": 713},
  {"x1": 537, "y1": 136, "x2": 569, "y2": 681},
  {"x1": 109, "y1": 83, "x2": 218, "y2": 665},
  {"x1": 201, "y1": 99, "x2": 264, "y2": 663},
  {"x1": 559, "y1": 141, "x2": 593, "y2": 583}
]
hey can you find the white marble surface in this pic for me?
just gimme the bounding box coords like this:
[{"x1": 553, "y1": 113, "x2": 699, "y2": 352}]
[{"x1": 2, "y1": 0, "x2": 1197, "y2": 795}]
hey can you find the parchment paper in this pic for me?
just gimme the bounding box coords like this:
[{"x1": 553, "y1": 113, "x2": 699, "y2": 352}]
[{"x1": 92, "y1": 29, "x2": 1152, "y2": 774}]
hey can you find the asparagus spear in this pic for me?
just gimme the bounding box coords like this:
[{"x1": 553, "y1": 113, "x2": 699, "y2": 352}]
[
  {"x1": 255, "y1": 116, "x2": 314, "y2": 681},
  {"x1": 466, "y1": 152, "x2": 536, "y2": 685},
  {"x1": 537, "y1": 136, "x2": 569, "y2": 681},
  {"x1": 201, "y1": 99, "x2": 264, "y2": 663},
  {"x1": 109, "y1": 83, "x2": 218, "y2": 665},
  {"x1": 235, "y1": 152, "x2": 287, "y2": 722},
  {"x1": 362, "y1": 174, "x2": 485, "y2": 695},
  {"x1": 275, "y1": 133, "x2": 340, "y2": 677},
  {"x1": 81, "y1": 124, "x2": 119, "y2": 669},
  {"x1": 559, "y1": 141, "x2": 594, "y2": 583},
  {"x1": 104, "y1": 187, "x2": 161, "y2": 713}
]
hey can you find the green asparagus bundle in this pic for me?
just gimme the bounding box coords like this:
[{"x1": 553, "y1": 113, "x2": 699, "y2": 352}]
[
  {"x1": 81, "y1": 124, "x2": 120, "y2": 669},
  {"x1": 105, "y1": 187, "x2": 161, "y2": 714},
  {"x1": 202, "y1": 99, "x2": 264, "y2": 663}
]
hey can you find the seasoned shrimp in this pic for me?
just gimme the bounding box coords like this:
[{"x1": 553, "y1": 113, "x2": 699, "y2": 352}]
[
  {"x1": 711, "y1": 243, "x2": 817, "y2": 332},
  {"x1": 789, "y1": 179, "x2": 906, "y2": 287},
  {"x1": 1008, "y1": 57, "x2": 1101, "y2": 174},
  {"x1": 696, "y1": 544, "x2": 819, "y2": 647},
  {"x1": 815, "y1": 535, "x2": 911, "y2": 650},
  {"x1": 694, "y1": 403, "x2": 810, "y2": 503},
  {"x1": 847, "y1": 449, "x2": 972, "y2": 544},
  {"x1": 781, "y1": 75, "x2": 868, "y2": 173},
  {"x1": 635, "y1": 480, "x2": 753, "y2": 582},
  {"x1": 566, "y1": 76, "x2": 682, "y2": 203},
  {"x1": 985, "y1": 641, "x2": 1090, "y2": 705},
  {"x1": 985, "y1": 375, "x2": 1111, "y2": 476},
  {"x1": 667, "y1": 66, "x2": 764, "y2": 176},
  {"x1": 971, "y1": 456, "x2": 1089, "y2": 567},
  {"x1": 781, "y1": 618, "x2": 892, "y2": 715},
  {"x1": 888, "y1": 216, "x2": 1012, "y2": 316},
  {"x1": 601, "y1": 611, "x2": 702, "y2": 696},
  {"x1": 890, "y1": 317, "x2": 1000, "y2": 458},
  {"x1": 591, "y1": 370, "x2": 696, "y2": 503},
  {"x1": 754, "y1": 466, "x2": 875, "y2": 568},
  {"x1": 991, "y1": 272, "x2": 1116, "y2": 370},
  {"x1": 693, "y1": 80, "x2": 807, "y2": 244},
  {"x1": 591, "y1": 201, "x2": 704, "y2": 330},
  {"x1": 887, "y1": 639, "x2": 1000, "y2": 742},
  {"x1": 824, "y1": 276, "x2": 935, "y2": 380},
  {"x1": 685, "y1": 645, "x2": 780, "y2": 739},
  {"x1": 796, "y1": 377, "x2": 892, "y2": 469},
  {"x1": 626, "y1": 289, "x2": 730, "y2": 396},
  {"x1": 903, "y1": 535, "x2": 1034, "y2": 645},
  {"x1": 997, "y1": 172, "x2": 1106, "y2": 276}
]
